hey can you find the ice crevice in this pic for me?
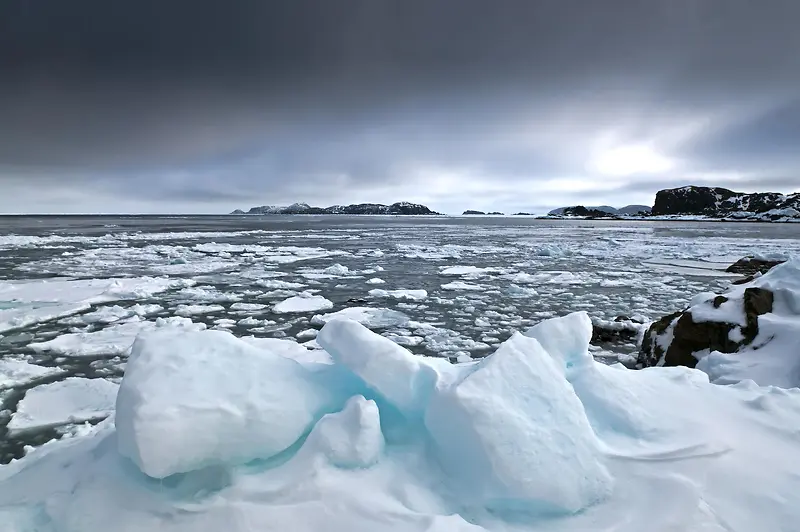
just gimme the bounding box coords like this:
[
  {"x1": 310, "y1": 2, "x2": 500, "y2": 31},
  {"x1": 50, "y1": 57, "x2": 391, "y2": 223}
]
[{"x1": 2, "y1": 309, "x2": 800, "y2": 531}]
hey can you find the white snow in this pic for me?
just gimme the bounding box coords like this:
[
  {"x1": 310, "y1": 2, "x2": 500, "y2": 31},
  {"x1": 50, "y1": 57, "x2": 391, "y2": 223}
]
[
  {"x1": 311, "y1": 307, "x2": 410, "y2": 328},
  {"x1": 0, "y1": 277, "x2": 194, "y2": 333},
  {"x1": 273, "y1": 293, "x2": 334, "y2": 314},
  {"x1": 8, "y1": 377, "x2": 119, "y2": 432},
  {"x1": 368, "y1": 288, "x2": 428, "y2": 301}
]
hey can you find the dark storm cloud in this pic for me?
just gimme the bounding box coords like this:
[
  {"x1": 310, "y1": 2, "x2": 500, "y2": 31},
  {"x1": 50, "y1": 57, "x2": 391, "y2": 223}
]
[{"x1": 1, "y1": 0, "x2": 799, "y2": 212}]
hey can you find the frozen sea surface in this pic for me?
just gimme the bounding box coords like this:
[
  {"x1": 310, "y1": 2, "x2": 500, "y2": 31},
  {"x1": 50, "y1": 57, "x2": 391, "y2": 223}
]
[{"x1": 1, "y1": 214, "x2": 799, "y2": 461}]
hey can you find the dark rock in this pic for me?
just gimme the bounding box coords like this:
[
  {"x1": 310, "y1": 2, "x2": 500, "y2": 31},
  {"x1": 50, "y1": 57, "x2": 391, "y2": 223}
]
[
  {"x1": 229, "y1": 209, "x2": 246, "y2": 215},
  {"x1": 651, "y1": 186, "x2": 800, "y2": 220},
  {"x1": 549, "y1": 205, "x2": 618, "y2": 216},
  {"x1": 638, "y1": 310, "x2": 683, "y2": 367},
  {"x1": 591, "y1": 316, "x2": 642, "y2": 344},
  {"x1": 488, "y1": 211, "x2": 504, "y2": 215},
  {"x1": 712, "y1": 296, "x2": 728, "y2": 308},
  {"x1": 732, "y1": 275, "x2": 755, "y2": 285},
  {"x1": 238, "y1": 201, "x2": 441, "y2": 215},
  {"x1": 726, "y1": 257, "x2": 785, "y2": 276},
  {"x1": 514, "y1": 212, "x2": 532, "y2": 216},
  {"x1": 555, "y1": 206, "x2": 618, "y2": 218},
  {"x1": 462, "y1": 210, "x2": 486, "y2": 215}
]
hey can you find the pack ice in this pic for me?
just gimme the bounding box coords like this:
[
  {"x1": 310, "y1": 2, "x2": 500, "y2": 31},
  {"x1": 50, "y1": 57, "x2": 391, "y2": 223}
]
[{"x1": 3, "y1": 286, "x2": 800, "y2": 530}]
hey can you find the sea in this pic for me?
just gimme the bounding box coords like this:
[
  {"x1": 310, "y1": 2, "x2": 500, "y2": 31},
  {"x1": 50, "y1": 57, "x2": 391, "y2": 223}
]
[{"x1": 1, "y1": 215, "x2": 799, "y2": 461}]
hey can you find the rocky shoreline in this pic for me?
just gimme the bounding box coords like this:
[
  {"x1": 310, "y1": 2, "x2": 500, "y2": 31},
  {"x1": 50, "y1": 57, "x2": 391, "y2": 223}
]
[{"x1": 590, "y1": 256, "x2": 799, "y2": 387}]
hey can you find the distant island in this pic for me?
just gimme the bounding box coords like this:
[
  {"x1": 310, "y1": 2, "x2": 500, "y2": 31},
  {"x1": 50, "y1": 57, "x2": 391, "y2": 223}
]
[
  {"x1": 547, "y1": 204, "x2": 651, "y2": 216},
  {"x1": 651, "y1": 186, "x2": 800, "y2": 221},
  {"x1": 231, "y1": 202, "x2": 440, "y2": 215},
  {"x1": 230, "y1": 187, "x2": 800, "y2": 222}
]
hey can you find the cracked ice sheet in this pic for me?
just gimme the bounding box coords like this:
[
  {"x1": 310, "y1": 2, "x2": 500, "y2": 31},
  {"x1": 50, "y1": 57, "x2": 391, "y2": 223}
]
[
  {"x1": 28, "y1": 317, "x2": 206, "y2": 357},
  {"x1": 0, "y1": 277, "x2": 195, "y2": 333},
  {"x1": 7, "y1": 377, "x2": 119, "y2": 433}
]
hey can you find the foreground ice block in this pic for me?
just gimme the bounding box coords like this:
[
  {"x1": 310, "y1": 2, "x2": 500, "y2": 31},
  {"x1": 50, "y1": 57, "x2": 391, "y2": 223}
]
[
  {"x1": 523, "y1": 311, "x2": 594, "y2": 373},
  {"x1": 317, "y1": 319, "x2": 449, "y2": 418},
  {"x1": 425, "y1": 332, "x2": 613, "y2": 515},
  {"x1": 116, "y1": 328, "x2": 352, "y2": 478},
  {"x1": 302, "y1": 395, "x2": 385, "y2": 468}
]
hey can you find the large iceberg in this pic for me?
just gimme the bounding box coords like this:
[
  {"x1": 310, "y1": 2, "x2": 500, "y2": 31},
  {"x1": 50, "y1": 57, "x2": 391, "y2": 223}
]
[{"x1": 3, "y1": 308, "x2": 800, "y2": 531}]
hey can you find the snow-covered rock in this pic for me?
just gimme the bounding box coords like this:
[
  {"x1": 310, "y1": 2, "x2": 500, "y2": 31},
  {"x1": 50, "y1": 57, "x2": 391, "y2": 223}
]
[{"x1": 639, "y1": 256, "x2": 800, "y2": 387}]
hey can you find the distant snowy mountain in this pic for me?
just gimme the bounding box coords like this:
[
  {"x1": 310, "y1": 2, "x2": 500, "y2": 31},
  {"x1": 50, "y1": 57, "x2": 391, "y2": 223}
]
[
  {"x1": 233, "y1": 202, "x2": 440, "y2": 215},
  {"x1": 652, "y1": 186, "x2": 800, "y2": 221}
]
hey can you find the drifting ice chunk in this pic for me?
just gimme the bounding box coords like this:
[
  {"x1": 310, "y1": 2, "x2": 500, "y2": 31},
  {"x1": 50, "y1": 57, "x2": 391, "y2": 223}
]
[
  {"x1": 441, "y1": 281, "x2": 484, "y2": 291},
  {"x1": 311, "y1": 307, "x2": 410, "y2": 328},
  {"x1": 425, "y1": 332, "x2": 613, "y2": 515},
  {"x1": 318, "y1": 320, "x2": 440, "y2": 417},
  {"x1": 302, "y1": 395, "x2": 384, "y2": 468},
  {"x1": 273, "y1": 293, "x2": 334, "y2": 314},
  {"x1": 175, "y1": 304, "x2": 225, "y2": 317},
  {"x1": 523, "y1": 311, "x2": 594, "y2": 373},
  {"x1": 8, "y1": 377, "x2": 119, "y2": 432},
  {"x1": 365, "y1": 278, "x2": 386, "y2": 285},
  {"x1": 0, "y1": 359, "x2": 63, "y2": 390},
  {"x1": 28, "y1": 316, "x2": 205, "y2": 357},
  {"x1": 116, "y1": 329, "x2": 350, "y2": 478},
  {"x1": 368, "y1": 288, "x2": 428, "y2": 301}
]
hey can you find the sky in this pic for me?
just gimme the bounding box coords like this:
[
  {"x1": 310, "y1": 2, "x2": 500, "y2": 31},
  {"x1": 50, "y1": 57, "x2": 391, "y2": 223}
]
[{"x1": 1, "y1": 0, "x2": 799, "y2": 214}]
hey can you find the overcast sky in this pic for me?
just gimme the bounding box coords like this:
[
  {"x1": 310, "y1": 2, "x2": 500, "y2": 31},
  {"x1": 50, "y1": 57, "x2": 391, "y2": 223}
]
[{"x1": 2, "y1": 0, "x2": 799, "y2": 214}]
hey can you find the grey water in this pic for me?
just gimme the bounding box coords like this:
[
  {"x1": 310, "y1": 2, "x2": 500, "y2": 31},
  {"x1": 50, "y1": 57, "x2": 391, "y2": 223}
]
[{"x1": 1, "y1": 215, "x2": 799, "y2": 462}]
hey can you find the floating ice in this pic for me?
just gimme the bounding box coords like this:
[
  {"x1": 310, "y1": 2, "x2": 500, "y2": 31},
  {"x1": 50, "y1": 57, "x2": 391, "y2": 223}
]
[
  {"x1": 441, "y1": 281, "x2": 485, "y2": 291},
  {"x1": 29, "y1": 317, "x2": 206, "y2": 357},
  {"x1": 0, "y1": 277, "x2": 195, "y2": 333},
  {"x1": 273, "y1": 293, "x2": 334, "y2": 314},
  {"x1": 174, "y1": 304, "x2": 225, "y2": 317},
  {"x1": 366, "y1": 278, "x2": 386, "y2": 284},
  {"x1": 229, "y1": 302, "x2": 267, "y2": 311},
  {"x1": 368, "y1": 288, "x2": 428, "y2": 301},
  {"x1": 8, "y1": 377, "x2": 119, "y2": 432},
  {"x1": 0, "y1": 359, "x2": 63, "y2": 390},
  {"x1": 311, "y1": 307, "x2": 410, "y2": 328}
]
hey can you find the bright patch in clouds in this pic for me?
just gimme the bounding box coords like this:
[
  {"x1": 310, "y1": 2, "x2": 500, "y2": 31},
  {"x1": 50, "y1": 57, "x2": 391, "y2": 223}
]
[{"x1": 590, "y1": 145, "x2": 674, "y2": 176}]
